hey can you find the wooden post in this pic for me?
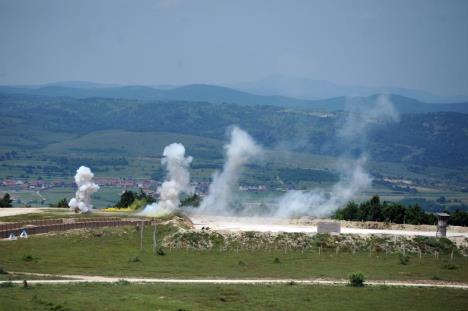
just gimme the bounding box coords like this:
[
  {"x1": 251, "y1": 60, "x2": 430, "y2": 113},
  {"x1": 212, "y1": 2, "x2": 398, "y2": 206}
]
[
  {"x1": 140, "y1": 221, "x2": 144, "y2": 252},
  {"x1": 152, "y1": 220, "x2": 157, "y2": 255}
]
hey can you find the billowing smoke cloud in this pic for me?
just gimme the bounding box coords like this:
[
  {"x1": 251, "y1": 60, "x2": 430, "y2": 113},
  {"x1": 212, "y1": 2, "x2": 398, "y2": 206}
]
[
  {"x1": 198, "y1": 126, "x2": 262, "y2": 214},
  {"x1": 140, "y1": 143, "x2": 193, "y2": 216},
  {"x1": 69, "y1": 166, "x2": 100, "y2": 213},
  {"x1": 274, "y1": 157, "x2": 371, "y2": 217},
  {"x1": 272, "y1": 95, "x2": 399, "y2": 218}
]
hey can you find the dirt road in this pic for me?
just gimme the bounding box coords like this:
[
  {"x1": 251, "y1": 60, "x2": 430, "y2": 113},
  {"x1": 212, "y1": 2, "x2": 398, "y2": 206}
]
[{"x1": 7, "y1": 272, "x2": 468, "y2": 289}]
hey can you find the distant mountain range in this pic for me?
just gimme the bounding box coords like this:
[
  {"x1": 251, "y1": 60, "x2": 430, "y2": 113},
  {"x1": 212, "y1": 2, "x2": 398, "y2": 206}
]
[
  {"x1": 0, "y1": 82, "x2": 467, "y2": 114},
  {"x1": 230, "y1": 75, "x2": 468, "y2": 104}
]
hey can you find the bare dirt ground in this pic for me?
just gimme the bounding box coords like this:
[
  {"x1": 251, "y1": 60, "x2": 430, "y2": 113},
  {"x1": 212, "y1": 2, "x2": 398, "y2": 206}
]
[
  {"x1": 190, "y1": 215, "x2": 468, "y2": 238},
  {"x1": 0, "y1": 207, "x2": 54, "y2": 218},
  {"x1": 6, "y1": 272, "x2": 468, "y2": 289}
]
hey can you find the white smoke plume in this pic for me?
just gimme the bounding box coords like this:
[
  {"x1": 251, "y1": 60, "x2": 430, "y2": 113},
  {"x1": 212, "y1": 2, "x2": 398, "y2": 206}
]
[
  {"x1": 198, "y1": 126, "x2": 262, "y2": 214},
  {"x1": 68, "y1": 166, "x2": 100, "y2": 213},
  {"x1": 274, "y1": 157, "x2": 371, "y2": 218},
  {"x1": 140, "y1": 143, "x2": 193, "y2": 216},
  {"x1": 272, "y1": 95, "x2": 399, "y2": 218}
]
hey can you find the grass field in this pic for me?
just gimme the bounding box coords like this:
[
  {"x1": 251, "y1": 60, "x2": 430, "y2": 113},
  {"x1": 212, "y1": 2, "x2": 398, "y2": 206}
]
[
  {"x1": 1, "y1": 226, "x2": 466, "y2": 282},
  {"x1": 0, "y1": 282, "x2": 467, "y2": 311}
]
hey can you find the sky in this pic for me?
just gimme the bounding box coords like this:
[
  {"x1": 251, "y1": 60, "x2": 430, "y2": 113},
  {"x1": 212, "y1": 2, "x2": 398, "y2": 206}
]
[{"x1": 0, "y1": 0, "x2": 467, "y2": 96}]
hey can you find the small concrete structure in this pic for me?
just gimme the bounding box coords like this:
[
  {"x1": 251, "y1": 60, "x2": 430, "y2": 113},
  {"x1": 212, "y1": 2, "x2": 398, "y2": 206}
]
[
  {"x1": 436, "y1": 213, "x2": 450, "y2": 237},
  {"x1": 317, "y1": 221, "x2": 341, "y2": 234}
]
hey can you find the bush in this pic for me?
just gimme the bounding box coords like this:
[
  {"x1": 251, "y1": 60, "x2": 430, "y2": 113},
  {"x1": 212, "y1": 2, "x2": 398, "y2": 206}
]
[
  {"x1": 22, "y1": 280, "x2": 29, "y2": 289},
  {"x1": 238, "y1": 260, "x2": 246, "y2": 266},
  {"x1": 399, "y1": 253, "x2": 410, "y2": 265},
  {"x1": 156, "y1": 247, "x2": 166, "y2": 256},
  {"x1": 129, "y1": 256, "x2": 141, "y2": 263},
  {"x1": 274, "y1": 257, "x2": 281, "y2": 264},
  {"x1": 349, "y1": 272, "x2": 365, "y2": 287},
  {"x1": 442, "y1": 263, "x2": 458, "y2": 270},
  {"x1": 0, "y1": 266, "x2": 7, "y2": 274},
  {"x1": 114, "y1": 279, "x2": 130, "y2": 286},
  {"x1": 22, "y1": 255, "x2": 35, "y2": 262}
]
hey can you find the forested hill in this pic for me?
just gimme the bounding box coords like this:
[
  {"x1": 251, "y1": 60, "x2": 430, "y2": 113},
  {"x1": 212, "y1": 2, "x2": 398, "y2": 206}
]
[
  {"x1": 1, "y1": 94, "x2": 467, "y2": 170},
  {"x1": 0, "y1": 84, "x2": 467, "y2": 114}
]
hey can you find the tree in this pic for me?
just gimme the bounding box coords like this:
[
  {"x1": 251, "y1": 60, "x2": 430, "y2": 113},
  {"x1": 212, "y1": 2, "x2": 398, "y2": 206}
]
[
  {"x1": 0, "y1": 193, "x2": 13, "y2": 207},
  {"x1": 334, "y1": 202, "x2": 358, "y2": 220},
  {"x1": 114, "y1": 189, "x2": 155, "y2": 209},
  {"x1": 180, "y1": 194, "x2": 201, "y2": 207},
  {"x1": 49, "y1": 198, "x2": 69, "y2": 208},
  {"x1": 115, "y1": 190, "x2": 136, "y2": 208},
  {"x1": 333, "y1": 196, "x2": 442, "y2": 226},
  {"x1": 450, "y1": 210, "x2": 468, "y2": 226},
  {"x1": 136, "y1": 189, "x2": 155, "y2": 204}
]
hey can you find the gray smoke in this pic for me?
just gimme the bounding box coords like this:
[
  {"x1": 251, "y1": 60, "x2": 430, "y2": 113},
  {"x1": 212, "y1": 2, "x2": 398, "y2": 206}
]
[
  {"x1": 198, "y1": 126, "x2": 262, "y2": 214},
  {"x1": 68, "y1": 166, "x2": 100, "y2": 213},
  {"x1": 140, "y1": 143, "x2": 193, "y2": 216},
  {"x1": 272, "y1": 95, "x2": 399, "y2": 218}
]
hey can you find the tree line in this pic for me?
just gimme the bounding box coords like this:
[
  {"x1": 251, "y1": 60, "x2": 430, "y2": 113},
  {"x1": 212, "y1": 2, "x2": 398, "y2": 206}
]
[{"x1": 333, "y1": 195, "x2": 468, "y2": 226}]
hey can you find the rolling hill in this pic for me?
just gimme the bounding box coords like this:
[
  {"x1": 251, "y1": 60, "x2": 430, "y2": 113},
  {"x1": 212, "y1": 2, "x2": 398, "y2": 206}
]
[{"x1": 0, "y1": 84, "x2": 467, "y2": 114}]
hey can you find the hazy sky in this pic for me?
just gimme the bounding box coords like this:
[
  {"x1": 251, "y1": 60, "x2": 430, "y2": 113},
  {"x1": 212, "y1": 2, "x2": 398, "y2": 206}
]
[{"x1": 0, "y1": 0, "x2": 467, "y2": 96}]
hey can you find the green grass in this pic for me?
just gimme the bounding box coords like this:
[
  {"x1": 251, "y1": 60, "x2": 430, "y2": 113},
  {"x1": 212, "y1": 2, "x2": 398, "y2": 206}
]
[
  {"x1": 0, "y1": 273, "x2": 68, "y2": 281},
  {"x1": 42, "y1": 130, "x2": 223, "y2": 157},
  {"x1": 0, "y1": 209, "x2": 138, "y2": 222},
  {"x1": 0, "y1": 226, "x2": 466, "y2": 282},
  {"x1": 0, "y1": 283, "x2": 467, "y2": 311}
]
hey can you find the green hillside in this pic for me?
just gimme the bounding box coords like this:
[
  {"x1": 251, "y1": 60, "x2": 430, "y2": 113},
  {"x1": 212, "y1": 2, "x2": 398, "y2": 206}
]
[{"x1": 1, "y1": 93, "x2": 467, "y2": 209}]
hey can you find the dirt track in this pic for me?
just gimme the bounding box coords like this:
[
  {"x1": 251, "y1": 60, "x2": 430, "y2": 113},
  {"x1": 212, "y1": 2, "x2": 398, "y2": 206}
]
[
  {"x1": 0, "y1": 207, "x2": 50, "y2": 218},
  {"x1": 191, "y1": 215, "x2": 468, "y2": 237},
  {"x1": 6, "y1": 272, "x2": 468, "y2": 289}
]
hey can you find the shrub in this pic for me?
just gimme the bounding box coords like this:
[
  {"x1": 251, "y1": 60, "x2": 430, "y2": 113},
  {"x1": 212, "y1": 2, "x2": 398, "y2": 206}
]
[
  {"x1": 22, "y1": 255, "x2": 35, "y2": 262},
  {"x1": 442, "y1": 263, "x2": 458, "y2": 270},
  {"x1": 274, "y1": 257, "x2": 281, "y2": 264},
  {"x1": 399, "y1": 253, "x2": 410, "y2": 265},
  {"x1": 114, "y1": 279, "x2": 130, "y2": 286},
  {"x1": 156, "y1": 247, "x2": 166, "y2": 256},
  {"x1": 349, "y1": 272, "x2": 365, "y2": 287},
  {"x1": 22, "y1": 280, "x2": 29, "y2": 289},
  {"x1": 129, "y1": 256, "x2": 141, "y2": 263},
  {"x1": 0, "y1": 266, "x2": 7, "y2": 274},
  {"x1": 238, "y1": 260, "x2": 246, "y2": 266},
  {"x1": 0, "y1": 281, "x2": 14, "y2": 288}
]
